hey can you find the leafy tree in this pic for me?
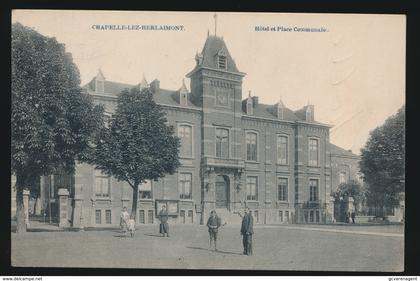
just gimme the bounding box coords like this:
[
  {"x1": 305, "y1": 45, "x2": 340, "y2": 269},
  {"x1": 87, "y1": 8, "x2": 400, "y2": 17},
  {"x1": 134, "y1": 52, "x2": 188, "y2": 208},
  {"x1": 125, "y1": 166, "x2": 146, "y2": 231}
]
[
  {"x1": 11, "y1": 23, "x2": 104, "y2": 233},
  {"x1": 360, "y1": 106, "x2": 405, "y2": 209},
  {"x1": 92, "y1": 87, "x2": 181, "y2": 221},
  {"x1": 331, "y1": 180, "x2": 367, "y2": 209}
]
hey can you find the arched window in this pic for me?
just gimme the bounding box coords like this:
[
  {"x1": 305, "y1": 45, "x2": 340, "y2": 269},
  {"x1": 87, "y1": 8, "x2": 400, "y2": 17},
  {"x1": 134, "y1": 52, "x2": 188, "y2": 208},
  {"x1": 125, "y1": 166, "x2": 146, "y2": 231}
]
[
  {"x1": 277, "y1": 135, "x2": 288, "y2": 165},
  {"x1": 308, "y1": 138, "x2": 319, "y2": 166},
  {"x1": 178, "y1": 124, "x2": 193, "y2": 158},
  {"x1": 246, "y1": 132, "x2": 258, "y2": 161},
  {"x1": 94, "y1": 169, "x2": 110, "y2": 197},
  {"x1": 339, "y1": 172, "x2": 347, "y2": 184}
]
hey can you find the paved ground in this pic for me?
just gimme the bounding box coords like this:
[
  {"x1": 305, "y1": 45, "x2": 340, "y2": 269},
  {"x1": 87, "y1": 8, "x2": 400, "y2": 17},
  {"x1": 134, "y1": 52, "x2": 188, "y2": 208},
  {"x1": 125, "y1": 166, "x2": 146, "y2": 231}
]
[{"x1": 11, "y1": 224, "x2": 404, "y2": 271}]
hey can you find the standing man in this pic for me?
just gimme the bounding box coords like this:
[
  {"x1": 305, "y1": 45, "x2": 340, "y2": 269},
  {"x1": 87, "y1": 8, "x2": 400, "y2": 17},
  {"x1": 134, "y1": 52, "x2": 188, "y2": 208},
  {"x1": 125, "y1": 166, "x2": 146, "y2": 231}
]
[
  {"x1": 158, "y1": 205, "x2": 169, "y2": 237},
  {"x1": 240, "y1": 207, "x2": 254, "y2": 256},
  {"x1": 206, "y1": 210, "x2": 222, "y2": 251},
  {"x1": 351, "y1": 211, "x2": 356, "y2": 224}
]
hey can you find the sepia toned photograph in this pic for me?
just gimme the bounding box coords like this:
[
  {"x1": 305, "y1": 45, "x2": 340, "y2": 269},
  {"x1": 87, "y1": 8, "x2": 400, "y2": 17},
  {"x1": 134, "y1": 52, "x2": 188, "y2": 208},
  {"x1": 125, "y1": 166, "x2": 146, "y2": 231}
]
[{"x1": 11, "y1": 10, "x2": 405, "y2": 271}]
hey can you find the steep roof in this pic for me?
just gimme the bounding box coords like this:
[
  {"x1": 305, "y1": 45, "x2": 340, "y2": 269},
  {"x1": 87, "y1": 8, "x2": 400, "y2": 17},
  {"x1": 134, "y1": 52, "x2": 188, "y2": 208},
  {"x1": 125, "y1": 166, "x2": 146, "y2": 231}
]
[
  {"x1": 329, "y1": 142, "x2": 360, "y2": 158},
  {"x1": 82, "y1": 79, "x2": 199, "y2": 108},
  {"x1": 245, "y1": 103, "x2": 300, "y2": 122}
]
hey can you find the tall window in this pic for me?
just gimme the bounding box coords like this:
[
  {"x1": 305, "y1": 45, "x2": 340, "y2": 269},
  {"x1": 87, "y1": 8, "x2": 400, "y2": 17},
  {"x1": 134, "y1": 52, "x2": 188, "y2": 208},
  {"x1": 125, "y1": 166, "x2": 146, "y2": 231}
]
[
  {"x1": 218, "y1": 55, "x2": 227, "y2": 69},
  {"x1": 139, "y1": 180, "x2": 152, "y2": 199},
  {"x1": 216, "y1": 128, "x2": 229, "y2": 158},
  {"x1": 96, "y1": 80, "x2": 104, "y2": 93},
  {"x1": 309, "y1": 179, "x2": 319, "y2": 201},
  {"x1": 105, "y1": 210, "x2": 112, "y2": 224},
  {"x1": 278, "y1": 178, "x2": 288, "y2": 201},
  {"x1": 95, "y1": 170, "x2": 110, "y2": 197},
  {"x1": 179, "y1": 173, "x2": 192, "y2": 199},
  {"x1": 339, "y1": 172, "x2": 347, "y2": 184},
  {"x1": 246, "y1": 99, "x2": 253, "y2": 115},
  {"x1": 277, "y1": 135, "x2": 288, "y2": 165},
  {"x1": 246, "y1": 176, "x2": 258, "y2": 201},
  {"x1": 308, "y1": 138, "x2": 319, "y2": 166},
  {"x1": 95, "y1": 210, "x2": 101, "y2": 224},
  {"x1": 178, "y1": 125, "x2": 192, "y2": 158},
  {"x1": 246, "y1": 132, "x2": 258, "y2": 161}
]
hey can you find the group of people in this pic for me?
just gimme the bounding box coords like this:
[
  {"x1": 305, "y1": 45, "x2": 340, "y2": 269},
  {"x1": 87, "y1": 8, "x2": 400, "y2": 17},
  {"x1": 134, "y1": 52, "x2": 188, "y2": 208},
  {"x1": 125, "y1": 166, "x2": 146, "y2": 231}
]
[
  {"x1": 345, "y1": 211, "x2": 356, "y2": 224},
  {"x1": 120, "y1": 205, "x2": 255, "y2": 256}
]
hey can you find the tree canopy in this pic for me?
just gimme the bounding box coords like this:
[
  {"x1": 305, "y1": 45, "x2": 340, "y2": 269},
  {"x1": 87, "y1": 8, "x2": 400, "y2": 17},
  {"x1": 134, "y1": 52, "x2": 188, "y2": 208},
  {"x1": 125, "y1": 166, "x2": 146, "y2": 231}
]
[
  {"x1": 11, "y1": 23, "x2": 104, "y2": 232},
  {"x1": 360, "y1": 106, "x2": 405, "y2": 208},
  {"x1": 92, "y1": 87, "x2": 181, "y2": 219},
  {"x1": 331, "y1": 180, "x2": 366, "y2": 207}
]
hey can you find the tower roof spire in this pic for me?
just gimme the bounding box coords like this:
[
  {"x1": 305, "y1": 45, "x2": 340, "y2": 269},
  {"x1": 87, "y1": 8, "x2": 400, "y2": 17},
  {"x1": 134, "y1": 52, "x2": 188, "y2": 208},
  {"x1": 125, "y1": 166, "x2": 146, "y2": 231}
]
[{"x1": 213, "y1": 13, "x2": 218, "y2": 36}]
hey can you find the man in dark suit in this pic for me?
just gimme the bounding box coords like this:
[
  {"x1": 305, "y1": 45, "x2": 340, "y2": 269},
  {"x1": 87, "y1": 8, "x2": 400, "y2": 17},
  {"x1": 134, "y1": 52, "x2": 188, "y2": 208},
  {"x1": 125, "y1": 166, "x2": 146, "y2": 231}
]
[
  {"x1": 158, "y1": 205, "x2": 169, "y2": 237},
  {"x1": 240, "y1": 207, "x2": 254, "y2": 256}
]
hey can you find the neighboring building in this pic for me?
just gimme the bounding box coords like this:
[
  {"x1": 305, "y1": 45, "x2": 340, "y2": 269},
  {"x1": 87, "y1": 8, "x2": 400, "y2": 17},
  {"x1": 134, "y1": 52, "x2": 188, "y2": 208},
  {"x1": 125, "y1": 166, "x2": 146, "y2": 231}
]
[{"x1": 35, "y1": 34, "x2": 361, "y2": 227}]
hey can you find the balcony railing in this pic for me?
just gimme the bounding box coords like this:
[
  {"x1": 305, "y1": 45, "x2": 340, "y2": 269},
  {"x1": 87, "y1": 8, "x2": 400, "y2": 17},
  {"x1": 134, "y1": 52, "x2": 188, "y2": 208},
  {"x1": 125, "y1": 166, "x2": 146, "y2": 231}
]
[{"x1": 202, "y1": 157, "x2": 245, "y2": 169}]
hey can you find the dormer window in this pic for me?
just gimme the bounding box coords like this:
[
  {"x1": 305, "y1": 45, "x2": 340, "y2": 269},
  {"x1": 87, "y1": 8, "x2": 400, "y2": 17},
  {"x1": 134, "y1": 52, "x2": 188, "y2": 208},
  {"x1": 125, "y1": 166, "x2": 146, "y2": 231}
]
[
  {"x1": 179, "y1": 79, "x2": 188, "y2": 106},
  {"x1": 180, "y1": 92, "x2": 188, "y2": 106},
  {"x1": 246, "y1": 98, "x2": 253, "y2": 115},
  {"x1": 277, "y1": 100, "x2": 285, "y2": 119},
  {"x1": 306, "y1": 107, "x2": 312, "y2": 121},
  {"x1": 96, "y1": 80, "x2": 104, "y2": 93},
  {"x1": 95, "y1": 69, "x2": 106, "y2": 94}
]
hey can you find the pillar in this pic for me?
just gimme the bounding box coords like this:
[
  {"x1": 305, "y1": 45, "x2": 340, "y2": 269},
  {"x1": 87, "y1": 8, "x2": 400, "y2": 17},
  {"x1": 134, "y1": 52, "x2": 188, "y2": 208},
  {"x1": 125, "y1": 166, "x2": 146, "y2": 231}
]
[
  {"x1": 23, "y1": 189, "x2": 30, "y2": 227},
  {"x1": 58, "y1": 188, "x2": 70, "y2": 228},
  {"x1": 72, "y1": 185, "x2": 84, "y2": 230}
]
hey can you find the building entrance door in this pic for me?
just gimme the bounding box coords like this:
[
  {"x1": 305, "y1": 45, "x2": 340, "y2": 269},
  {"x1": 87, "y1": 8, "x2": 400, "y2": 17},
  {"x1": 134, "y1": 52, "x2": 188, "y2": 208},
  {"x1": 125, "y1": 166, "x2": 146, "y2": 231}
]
[{"x1": 215, "y1": 175, "x2": 229, "y2": 208}]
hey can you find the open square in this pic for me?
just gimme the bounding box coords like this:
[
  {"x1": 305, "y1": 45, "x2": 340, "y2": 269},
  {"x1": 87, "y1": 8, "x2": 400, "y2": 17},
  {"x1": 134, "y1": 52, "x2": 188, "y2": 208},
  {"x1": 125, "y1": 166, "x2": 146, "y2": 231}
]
[{"x1": 12, "y1": 224, "x2": 404, "y2": 271}]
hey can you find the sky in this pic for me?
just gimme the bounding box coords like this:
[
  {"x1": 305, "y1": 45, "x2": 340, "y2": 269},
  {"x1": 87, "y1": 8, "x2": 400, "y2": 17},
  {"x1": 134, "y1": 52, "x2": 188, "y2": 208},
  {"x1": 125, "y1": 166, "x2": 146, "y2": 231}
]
[{"x1": 12, "y1": 10, "x2": 406, "y2": 154}]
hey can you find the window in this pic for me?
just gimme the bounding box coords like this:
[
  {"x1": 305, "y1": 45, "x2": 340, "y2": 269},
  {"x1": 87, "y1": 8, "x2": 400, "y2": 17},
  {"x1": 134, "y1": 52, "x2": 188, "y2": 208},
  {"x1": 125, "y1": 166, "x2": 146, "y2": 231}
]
[
  {"x1": 180, "y1": 210, "x2": 186, "y2": 224},
  {"x1": 308, "y1": 138, "x2": 319, "y2": 166},
  {"x1": 279, "y1": 211, "x2": 283, "y2": 222},
  {"x1": 285, "y1": 211, "x2": 289, "y2": 222},
  {"x1": 306, "y1": 107, "x2": 312, "y2": 121},
  {"x1": 216, "y1": 128, "x2": 229, "y2": 158},
  {"x1": 277, "y1": 135, "x2": 288, "y2": 165},
  {"x1": 309, "y1": 210, "x2": 314, "y2": 222},
  {"x1": 309, "y1": 179, "x2": 319, "y2": 201},
  {"x1": 95, "y1": 170, "x2": 110, "y2": 197},
  {"x1": 95, "y1": 210, "x2": 101, "y2": 224},
  {"x1": 96, "y1": 79, "x2": 104, "y2": 93},
  {"x1": 139, "y1": 180, "x2": 152, "y2": 199},
  {"x1": 278, "y1": 178, "x2": 288, "y2": 201},
  {"x1": 188, "y1": 210, "x2": 193, "y2": 223},
  {"x1": 315, "y1": 210, "x2": 320, "y2": 222},
  {"x1": 246, "y1": 176, "x2": 258, "y2": 201},
  {"x1": 139, "y1": 210, "x2": 145, "y2": 224},
  {"x1": 179, "y1": 173, "x2": 192, "y2": 199},
  {"x1": 105, "y1": 210, "x2": 112, "y2": 224},
  {"x1": 254, "y1": 210, "x2": 259, "y2": 223},
  {"x1": 178, "y1": 125, "x2": 192, "y2": 158},
  {"x1": 246, "y1": 99, "x2": 253, "y2": 115},
  {"x1": 218, "y1": 55, "x2": 227, "y2": 69},
  {"x1": 148, "y1": 210, "x2": 154, "y2": 224},
  {"x1": 339, "y1": 172, "x2": 347, "y2": 184},
  {"x1": 277, "y1": 106, "x2": 284, "y2": 119},
  {"x1": 246, "y1": 132, "x2": 258, "y2": 161}
]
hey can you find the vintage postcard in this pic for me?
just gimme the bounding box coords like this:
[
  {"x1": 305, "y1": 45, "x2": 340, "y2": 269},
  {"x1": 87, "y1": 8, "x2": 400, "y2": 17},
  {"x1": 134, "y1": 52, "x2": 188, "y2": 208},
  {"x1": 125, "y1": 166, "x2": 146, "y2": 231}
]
[{"x1": 11, "y1": 10, "x2": 405, "y2": 271}]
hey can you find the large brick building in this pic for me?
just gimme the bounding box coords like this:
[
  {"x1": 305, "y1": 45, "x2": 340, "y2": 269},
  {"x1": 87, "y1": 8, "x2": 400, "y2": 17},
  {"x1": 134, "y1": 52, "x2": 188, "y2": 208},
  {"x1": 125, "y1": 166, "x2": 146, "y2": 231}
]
[{"x1": 35, "y1": 35, "x2": 361, "y2": 228}]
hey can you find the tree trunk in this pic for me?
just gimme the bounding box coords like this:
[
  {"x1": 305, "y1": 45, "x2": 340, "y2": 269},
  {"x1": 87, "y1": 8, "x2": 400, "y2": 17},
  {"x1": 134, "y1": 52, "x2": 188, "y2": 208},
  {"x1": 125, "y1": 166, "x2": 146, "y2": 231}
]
[
  {"x1": 130, "y1": 184, "x2": 139, "y2": 222},
  {"x1": 15, "y1": 172, "x2": 27, "y2": 234}
]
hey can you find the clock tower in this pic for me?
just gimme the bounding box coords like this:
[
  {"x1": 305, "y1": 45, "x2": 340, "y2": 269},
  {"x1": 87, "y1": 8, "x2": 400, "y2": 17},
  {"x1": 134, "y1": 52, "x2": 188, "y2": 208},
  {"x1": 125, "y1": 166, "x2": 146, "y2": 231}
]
[{"x1": 186, "y1": 34, "x2": 246, "y2": 219}]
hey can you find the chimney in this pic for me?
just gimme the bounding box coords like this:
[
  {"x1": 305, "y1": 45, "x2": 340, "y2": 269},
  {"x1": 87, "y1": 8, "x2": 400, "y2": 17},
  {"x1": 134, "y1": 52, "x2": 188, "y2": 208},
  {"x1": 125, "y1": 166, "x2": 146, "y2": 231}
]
[
  {"x1": 150, "y1": 79, "x2": 160, "y2": 93},
  {"x1": 251, "y1": 96, "x2": 259, "y2": 108}
]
